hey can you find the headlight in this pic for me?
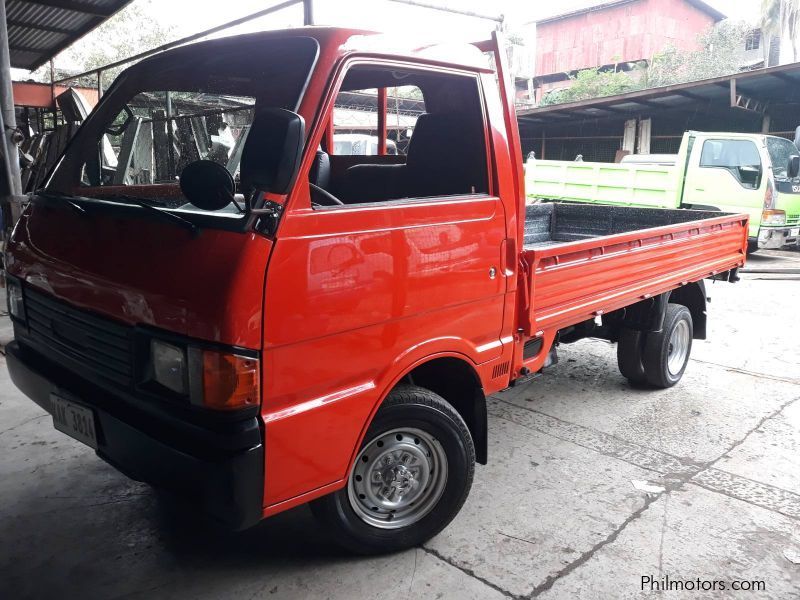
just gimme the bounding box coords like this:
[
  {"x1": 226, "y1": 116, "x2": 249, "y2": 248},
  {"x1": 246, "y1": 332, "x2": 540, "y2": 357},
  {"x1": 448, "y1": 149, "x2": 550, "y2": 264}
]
[
  {"x1": 147, "y1": 338, "x2": 259, "y2": 410},
  {"x1": 762, "y1": 209, "x2": 786, "y2": 226},
  {"x1": 7, "y1": 279, "x2": 25, "y2": 321},
  {"x1": 150, "y1": 340, "x2": 187, "y2": 395}
]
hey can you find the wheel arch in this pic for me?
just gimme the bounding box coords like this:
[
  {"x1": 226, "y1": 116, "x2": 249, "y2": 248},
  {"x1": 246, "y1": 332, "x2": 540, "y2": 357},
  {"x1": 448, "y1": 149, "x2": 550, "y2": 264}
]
[
  {"x1": 669, "y1": 281, "x2": 707, "y2": 340},
  {"x1": 620, "y1": 282, "x2": 707, "y2": 340},
  {"x1": 359, "y1": 353, "x2": 488, "y2": 467}
]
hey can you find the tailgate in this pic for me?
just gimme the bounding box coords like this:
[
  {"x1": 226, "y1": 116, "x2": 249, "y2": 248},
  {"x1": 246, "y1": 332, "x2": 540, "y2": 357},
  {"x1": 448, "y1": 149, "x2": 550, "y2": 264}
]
[{"x1": 520, "y1": 210, "x2": 748, "y2": 336}]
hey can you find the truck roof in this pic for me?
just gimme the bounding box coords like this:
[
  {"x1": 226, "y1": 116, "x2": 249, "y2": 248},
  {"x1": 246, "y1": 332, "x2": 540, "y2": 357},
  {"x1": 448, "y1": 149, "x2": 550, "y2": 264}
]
[{"x1": 126, "y1": 27, "x2": 492, "y2": 78}]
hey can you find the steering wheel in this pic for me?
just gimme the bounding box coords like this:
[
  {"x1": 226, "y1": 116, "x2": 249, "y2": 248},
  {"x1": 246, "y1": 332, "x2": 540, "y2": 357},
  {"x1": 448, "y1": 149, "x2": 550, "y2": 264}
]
[
  {"x1": 105, "y1": 105, "x2": 134, "y2": 136},
  {"x1": 309, "y1": 182, "x2": 344, "y2": 207}
]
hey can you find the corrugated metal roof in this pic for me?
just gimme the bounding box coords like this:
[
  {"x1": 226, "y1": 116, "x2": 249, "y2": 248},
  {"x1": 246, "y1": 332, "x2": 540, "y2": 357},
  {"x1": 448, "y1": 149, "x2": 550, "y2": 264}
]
[
  {"x1": 517, "y1": 61, "x2": 800, "y2": 125},
  {"x1": 536, "y1": 0, "x2": 725, "y2": 25},
  {"x1": 7, "y1": 0, "x2": 135, "y2": 70}
]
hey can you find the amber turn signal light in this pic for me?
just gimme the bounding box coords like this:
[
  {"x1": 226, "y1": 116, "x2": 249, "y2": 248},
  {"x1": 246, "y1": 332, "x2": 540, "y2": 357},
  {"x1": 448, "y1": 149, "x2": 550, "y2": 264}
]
[{"x1": 198, "y1": 350, "x2": 260, "y2": 410}]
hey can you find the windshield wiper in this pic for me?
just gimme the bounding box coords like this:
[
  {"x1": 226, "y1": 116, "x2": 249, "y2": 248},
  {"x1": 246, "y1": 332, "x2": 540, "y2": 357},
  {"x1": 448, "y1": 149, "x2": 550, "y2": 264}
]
[
  {"x1": 98, "y1": 195, "x2": 199, "y2": 237},
  {"x1": 35, "y1": 190, "x2": 87, "y2": 215}
]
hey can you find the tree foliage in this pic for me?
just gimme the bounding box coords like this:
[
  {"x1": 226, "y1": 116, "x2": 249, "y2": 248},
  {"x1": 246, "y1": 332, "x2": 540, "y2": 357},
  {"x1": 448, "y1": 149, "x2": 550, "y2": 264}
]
[
  {"x1": 761, "y1": 0, "x2": 800, "y2": 60},
  {"x1": 32, "y1": 0, "x2": 176, "y2": 86},
  {"x1": 539, "y1": 66, "x2": 641, "y2": 106},
  {"x1": 645, "y1": 20, "x2": 752, "y2": 88}
]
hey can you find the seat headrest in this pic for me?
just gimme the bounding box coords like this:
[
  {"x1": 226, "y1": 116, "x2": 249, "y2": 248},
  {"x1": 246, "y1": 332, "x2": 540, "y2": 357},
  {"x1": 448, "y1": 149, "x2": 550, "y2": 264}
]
[
  {"x1": 309, "y1": 149, "x2": 331, "y2": 190},
  {"x1": 405, "y1": 112, "x2": 488, "y2": 195}
]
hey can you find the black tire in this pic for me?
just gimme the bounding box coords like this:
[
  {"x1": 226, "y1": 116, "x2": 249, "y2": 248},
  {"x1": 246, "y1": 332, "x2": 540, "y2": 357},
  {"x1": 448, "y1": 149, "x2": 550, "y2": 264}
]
[
  {"x1": 747, "y1": 240, "x2": 759, "y2": 254},
  {"x1": 310, "y1": 385, "x2": 475, "y2": 554},
  {"x1": 617, "y1": 327, "x2": 648, "y2": 385},
  {"x1": 641, "y1": 303, "x2": 693, "y2": 388}
]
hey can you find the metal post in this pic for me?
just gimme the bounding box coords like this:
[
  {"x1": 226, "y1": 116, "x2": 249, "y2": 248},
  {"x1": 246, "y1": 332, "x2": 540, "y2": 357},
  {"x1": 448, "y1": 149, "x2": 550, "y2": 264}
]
[
  {"x1": 49, "y1": 59, "x2": 55, "y2": 105},
  {"x1": 0, "y1": 0, "x2": 23, "y2": 209},
  {"x1": 303, "y1": 0, "x2": 314, "y2": 25},
  {"x1": 165, "y1": 91, "x2": 175, "y2": 178},
  {"x1": 325, "y1": 114, "x2": 334, "y2": 154},
  {"x1": 377, "y1": 87, "x2": 387, "y2": 155},
  {"x1": 97, "y1": 70, "x2": 103, "y2": 100}
]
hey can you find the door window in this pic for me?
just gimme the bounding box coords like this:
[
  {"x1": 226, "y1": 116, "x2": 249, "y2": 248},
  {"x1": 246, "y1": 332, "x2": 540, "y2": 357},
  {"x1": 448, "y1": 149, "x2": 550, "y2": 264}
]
[
  {"x1": 311, "y1": 65, "x2": 489, "y2": 207},
  {"x1": 699, "y1": 139, "x2": 762, "y2": 189}
]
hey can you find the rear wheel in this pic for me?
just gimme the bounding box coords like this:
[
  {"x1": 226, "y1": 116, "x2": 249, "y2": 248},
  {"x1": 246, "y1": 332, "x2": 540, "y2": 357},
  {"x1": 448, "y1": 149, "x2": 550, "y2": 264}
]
[
  {"x1": 617, "y1": 327, "x2": 647, "y2": 385},
  {"x1": 310, "y1": 385, "x2": 475, "y2": 554},
  {"x1": 641, "y1": 303, "x2": 693, "y2": 388},
  {"x1": 747, "y1": 240, "x2": 759, "y2": 254}
]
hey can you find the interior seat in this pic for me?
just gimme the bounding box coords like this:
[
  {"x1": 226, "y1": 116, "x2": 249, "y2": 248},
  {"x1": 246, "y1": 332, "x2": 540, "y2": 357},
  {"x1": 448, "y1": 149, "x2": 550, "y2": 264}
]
[{"x1": 339, "y1": 112, "x2": 488, "y2": 204}]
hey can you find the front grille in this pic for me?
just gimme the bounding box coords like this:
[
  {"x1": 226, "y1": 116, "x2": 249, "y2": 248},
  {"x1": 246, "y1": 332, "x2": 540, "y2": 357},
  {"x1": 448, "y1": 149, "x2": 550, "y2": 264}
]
[
  {"x1": 24, "y1": 288, "x2": 133, "y2": 387},
  {"x1": 786, "y1": 214, "x2": 799, "y2": 225}
]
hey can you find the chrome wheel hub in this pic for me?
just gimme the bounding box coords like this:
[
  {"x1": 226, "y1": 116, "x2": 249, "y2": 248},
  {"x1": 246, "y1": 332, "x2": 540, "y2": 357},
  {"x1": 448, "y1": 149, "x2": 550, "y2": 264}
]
[
  {"x1": 667, "y1": 319, "x2": 691, "y2": 376},
  {"x1": 348, "y1": 427, "x2": 448, "y2": 529}
]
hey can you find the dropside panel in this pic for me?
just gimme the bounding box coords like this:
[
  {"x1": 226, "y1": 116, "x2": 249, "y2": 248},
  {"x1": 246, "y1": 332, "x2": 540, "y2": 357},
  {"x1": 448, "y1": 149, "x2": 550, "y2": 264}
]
[{"x1": 520, "y1": 213, "x2": 747, "y2": 336}]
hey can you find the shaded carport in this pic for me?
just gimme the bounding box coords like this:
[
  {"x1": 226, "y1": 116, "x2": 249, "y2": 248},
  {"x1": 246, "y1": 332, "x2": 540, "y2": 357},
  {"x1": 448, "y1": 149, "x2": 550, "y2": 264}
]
[
  {"x1": 0, "y1": 0, "x2": 134, "y2": 232},
  {"x1": 517, "y1": 63, "x2": 800, "y2": 162}
]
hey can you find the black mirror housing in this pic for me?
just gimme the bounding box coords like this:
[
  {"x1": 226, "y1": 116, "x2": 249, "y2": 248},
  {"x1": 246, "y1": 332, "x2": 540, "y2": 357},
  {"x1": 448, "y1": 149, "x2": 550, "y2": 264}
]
[
  {"x1": 179, "y1": 160, "x2": 235, "y2": 211},
  {"x1": 240, "y1": 108, "x2": 305, "y2": 197},
  {"x1": 789, "y1": 155, "x2": 800, "y2": 179}
]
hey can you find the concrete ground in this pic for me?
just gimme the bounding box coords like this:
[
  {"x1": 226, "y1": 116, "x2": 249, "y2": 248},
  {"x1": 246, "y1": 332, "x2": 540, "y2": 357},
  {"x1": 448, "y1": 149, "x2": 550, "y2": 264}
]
[{"x1": 1, "y1": 251, "x2": 799, "y2": 600}]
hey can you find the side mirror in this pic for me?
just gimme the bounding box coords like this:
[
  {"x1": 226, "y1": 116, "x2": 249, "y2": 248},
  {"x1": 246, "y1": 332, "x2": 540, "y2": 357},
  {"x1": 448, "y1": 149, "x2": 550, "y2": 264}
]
[
  {"x1": 179, "y1": 160, "x2": 235, "y2": 211},
  {"x1": 240, "y1": 107, "x2": 305, "y2": 198},
  {"x1": 789, "y1": 155, "x2": 800, "y2": 179}
]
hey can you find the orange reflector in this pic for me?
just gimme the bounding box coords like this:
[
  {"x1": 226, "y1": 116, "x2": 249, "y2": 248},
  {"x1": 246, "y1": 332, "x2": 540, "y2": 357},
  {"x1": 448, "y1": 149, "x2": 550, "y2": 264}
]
[{"x1": 201, "y1": 351, "x2": 260, "y2": 410}]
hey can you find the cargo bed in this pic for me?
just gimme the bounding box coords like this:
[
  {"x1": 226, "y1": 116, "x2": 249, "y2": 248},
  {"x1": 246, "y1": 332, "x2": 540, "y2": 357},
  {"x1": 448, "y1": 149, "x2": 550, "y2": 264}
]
[{"x1": 520, "y1": 203, "x2": 748, "y2": 335}]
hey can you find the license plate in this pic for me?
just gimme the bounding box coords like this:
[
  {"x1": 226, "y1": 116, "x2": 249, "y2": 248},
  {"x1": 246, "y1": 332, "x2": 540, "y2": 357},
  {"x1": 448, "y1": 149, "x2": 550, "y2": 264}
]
[
  {"x1": 790, "y1": 228, "x2": 799, "y2": 237},
  {"x1": 51, "y1": 395, "x2": 98, "y2": 449}
]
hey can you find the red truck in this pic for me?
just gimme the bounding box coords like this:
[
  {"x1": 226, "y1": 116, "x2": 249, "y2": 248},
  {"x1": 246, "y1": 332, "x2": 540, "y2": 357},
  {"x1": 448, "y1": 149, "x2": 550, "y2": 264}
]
[{"x1": 5, "y1": 28, "x2": 747, "y2": 553}]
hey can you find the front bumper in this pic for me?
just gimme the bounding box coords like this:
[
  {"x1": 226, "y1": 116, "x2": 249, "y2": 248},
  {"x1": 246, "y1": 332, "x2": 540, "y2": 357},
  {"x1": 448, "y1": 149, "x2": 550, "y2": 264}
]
[
  {"x1": 6, "y1": 341, "x2": 264, "y2": 530},
  {"x1": 757, "y1": 225, "x2": 800, "y2": 249}
]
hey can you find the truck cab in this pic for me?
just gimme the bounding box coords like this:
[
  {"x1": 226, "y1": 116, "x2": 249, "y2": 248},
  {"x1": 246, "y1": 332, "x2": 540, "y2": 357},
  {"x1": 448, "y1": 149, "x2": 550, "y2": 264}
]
[
  {"x1": 526, "y1": 129, "x2": 800, "y2": 250},
  {"x1": 679, "y1": 131, "x2": 800, "y2": 250}
]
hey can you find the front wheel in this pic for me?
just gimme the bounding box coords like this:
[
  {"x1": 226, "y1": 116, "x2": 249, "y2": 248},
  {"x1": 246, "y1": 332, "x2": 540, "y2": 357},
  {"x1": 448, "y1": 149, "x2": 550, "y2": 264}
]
[{"x1": 310, "y1": 385, "x2": 475, "y2": 554}]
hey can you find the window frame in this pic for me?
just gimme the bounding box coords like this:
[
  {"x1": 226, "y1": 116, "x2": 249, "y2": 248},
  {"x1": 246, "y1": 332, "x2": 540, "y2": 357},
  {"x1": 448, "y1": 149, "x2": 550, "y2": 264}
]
[
  {"x1": 298, "y1": 56, "x2": 495, "y2": 211},
  {"x1": 745, "y1": 30, "x2": 761, "y2": 51}
]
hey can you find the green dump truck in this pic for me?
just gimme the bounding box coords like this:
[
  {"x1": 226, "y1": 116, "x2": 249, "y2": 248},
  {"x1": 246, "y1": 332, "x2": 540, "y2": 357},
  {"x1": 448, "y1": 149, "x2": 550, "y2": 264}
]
[{"x1": 526, "y1": 130, "x2": 800, "y2": 251}]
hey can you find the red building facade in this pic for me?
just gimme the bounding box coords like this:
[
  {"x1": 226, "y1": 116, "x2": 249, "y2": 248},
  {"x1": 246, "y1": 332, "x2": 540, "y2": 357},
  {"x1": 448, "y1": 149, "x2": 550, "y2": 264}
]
[{"x1": 534, "y1": 0, "x2": 724, "y2": 100}]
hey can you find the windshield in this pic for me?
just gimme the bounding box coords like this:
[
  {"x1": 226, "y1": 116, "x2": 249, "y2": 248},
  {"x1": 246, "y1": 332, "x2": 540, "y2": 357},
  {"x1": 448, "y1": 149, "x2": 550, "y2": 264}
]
[
  {"x1": 46, "y1": 35, "x2": 318, "y2": 217},
  {"x1": 766, "y1": 136, "x2": 800, "y2": 179}
]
